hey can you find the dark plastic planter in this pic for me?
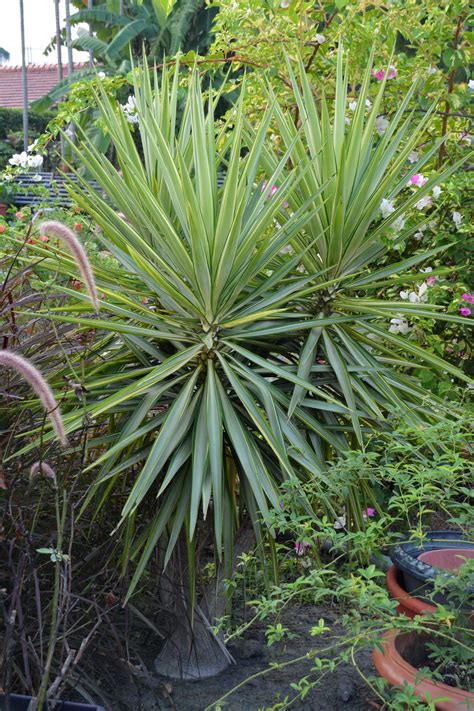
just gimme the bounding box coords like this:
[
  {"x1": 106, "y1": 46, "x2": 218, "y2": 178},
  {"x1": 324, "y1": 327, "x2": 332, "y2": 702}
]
[
  {"x1": 390, "y1": 530, "x2": 474, "y2": 603},
  {"x1": 0, "y1": 695, "x2": 105, "y2": 711}
]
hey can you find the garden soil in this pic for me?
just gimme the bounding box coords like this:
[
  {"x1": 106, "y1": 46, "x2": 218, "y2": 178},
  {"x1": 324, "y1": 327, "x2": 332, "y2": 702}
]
[{"x1": 111, "y1": 603, "x2": 376, "y2": 711}]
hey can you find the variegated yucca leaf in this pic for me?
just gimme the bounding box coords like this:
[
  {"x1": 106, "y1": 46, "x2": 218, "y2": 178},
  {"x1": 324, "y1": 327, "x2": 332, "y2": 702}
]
[
  {"x1": 23, "y1": 52, "x2": 471, "y2": 596},
  {"x1": 249, "y1": 47, "x2": 472, "y2": 450},
  {"x1": 37, "y1": 59, "x2": 342, "y2": 598}
]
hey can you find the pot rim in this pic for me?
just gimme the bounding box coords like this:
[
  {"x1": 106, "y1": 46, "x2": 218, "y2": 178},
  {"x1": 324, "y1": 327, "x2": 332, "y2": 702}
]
[
  {"x1": 373, "y1": 629, "x2": 474, "y2": 710},
  {"x1": 390, "y1": 531, "x2": 474, "y2": 594},
  {"x1": 386, "y1": 565, "x2": 437, "y2": 615}
]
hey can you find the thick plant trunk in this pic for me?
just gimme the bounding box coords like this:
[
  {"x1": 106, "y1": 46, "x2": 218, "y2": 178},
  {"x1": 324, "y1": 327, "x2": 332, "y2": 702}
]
[
  {"x1": 155, "y1": 524, "x2": 254, "y2": 680},
  {"x1": 154, "y1": 598, "x2": 234, "y2": 680}
]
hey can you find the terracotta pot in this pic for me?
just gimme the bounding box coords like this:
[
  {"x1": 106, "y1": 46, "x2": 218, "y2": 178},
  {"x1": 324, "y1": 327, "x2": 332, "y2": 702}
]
[
  {"x1": 418, "y1": 548, "x2": 474, "y2": 572},
  {"x1": 386, "y1": 565, "x2": 437, "y2": 618},
  {"x1": 373, "y1": 629, "x2": 474, "y2": 710}
]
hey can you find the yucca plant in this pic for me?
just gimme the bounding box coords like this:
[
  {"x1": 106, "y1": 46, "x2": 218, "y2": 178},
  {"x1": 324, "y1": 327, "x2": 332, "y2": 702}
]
[
  {"x1": 248, "y1": 50, "x2": 472, "y2": 514},
  {"x1": 28, "y1": 61, "x2": 351, "y2": 610},
  {"x1": 13, "y1": 51, "x2": 472, "y2": 677}
]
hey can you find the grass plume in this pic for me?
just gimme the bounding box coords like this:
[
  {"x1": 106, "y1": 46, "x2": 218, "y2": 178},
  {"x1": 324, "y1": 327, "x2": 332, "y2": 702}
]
[
  {"x1": 30, "y1": 461, "x2": 57, "y2": 487},
  {"x1": 39, "y1": 220, "x2": 99, "y2": 313},
  {"x1": 0, "y1": 350, "x2": 67, "y2": 446}
]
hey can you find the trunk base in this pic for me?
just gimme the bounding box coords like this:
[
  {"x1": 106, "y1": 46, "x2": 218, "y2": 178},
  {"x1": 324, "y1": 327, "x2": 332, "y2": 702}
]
[{"x1": 155, "y1": 605, "x2": 234, "y2": 680}]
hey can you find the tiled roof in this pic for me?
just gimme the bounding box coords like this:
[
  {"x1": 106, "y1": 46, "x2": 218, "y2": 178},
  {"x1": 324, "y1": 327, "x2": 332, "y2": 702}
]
[{"x1": 0, "y1": 63, "x2": 89, "y2": 109}]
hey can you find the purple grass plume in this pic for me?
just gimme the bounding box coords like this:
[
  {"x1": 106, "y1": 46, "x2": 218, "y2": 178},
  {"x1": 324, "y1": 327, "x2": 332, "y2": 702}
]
[
  {"x1": 30, "y1": 461, "x2": 57, "y2": 488},
  {"x1": 40, "y1": 220, "x2": 99, "y2": 313},
  {"x1": 0, "y1": 350, "x2": 67, "y2": 446}
]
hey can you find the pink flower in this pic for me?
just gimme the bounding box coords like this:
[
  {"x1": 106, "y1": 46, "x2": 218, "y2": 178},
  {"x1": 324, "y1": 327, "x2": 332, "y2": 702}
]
[
  {"x1": 461, "y1": 292, "x2": 474, "y2": 304},
  {"x1": 294, "y1": 541, "x2": 311, "y2": 556},
  {"x1": 426, "y1": 276, "x2": 437, "y2": 286},
  {"x1": 409, "y1": 174, "x2": 428, "y2": 187},
  {"x1": 366, "y1": 507, "x2": 376, "y2": 517},
  {"x1": 459, "y1": 307, "x2": 471, "y2": 317},
  {"x1": 445, "y1": 346, "x2": 453, "y2": 353},
  {"x1": 261, "y1": 181, "x2": 288, "y2": 208},
  {"x1": 38, "y1": 235, "x2": 49, "y2": 243},
  {"x1": 372, "y1": 65, "x2": 397, "y2": 81}
]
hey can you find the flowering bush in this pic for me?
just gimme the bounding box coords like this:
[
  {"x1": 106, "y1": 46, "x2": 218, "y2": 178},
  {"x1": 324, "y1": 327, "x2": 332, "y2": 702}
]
[{"x1": 205, "y1": 0, "x2": 473, "y2": 384}]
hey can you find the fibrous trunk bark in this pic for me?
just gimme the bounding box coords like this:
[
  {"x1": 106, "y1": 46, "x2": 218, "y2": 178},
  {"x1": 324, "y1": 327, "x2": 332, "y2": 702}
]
[{"x1": 155, "y1": 523, "x2": 254, "y2": 680}]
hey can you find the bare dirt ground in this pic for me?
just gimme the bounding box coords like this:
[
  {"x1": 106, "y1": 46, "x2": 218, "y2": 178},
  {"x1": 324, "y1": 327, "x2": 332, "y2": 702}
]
[{"x1": 110, "y1": 603, "x2": 376, "y2": 711}]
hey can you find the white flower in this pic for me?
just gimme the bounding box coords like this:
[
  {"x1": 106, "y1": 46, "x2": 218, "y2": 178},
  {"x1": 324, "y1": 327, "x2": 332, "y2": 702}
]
[
  {"x1": 400, "y1": 283, "x2": 428, "y2": 303},
  {"x1": 390, "y1": 213, "x2": 406, "y2": 232},
  {"x1": 415, "y1": 196, "x2": 432, "y2": 211},
  {"x1": 4, "y1": 173, "x2": 14, "y2": 182},
  {"x1": 97, "y1": 71, "x2": 106, "y2": 79},
  {"x1": 389, "y1": 316, "x2": 411, "y2": 335},
  {"x1": 27, "y1": 140, "x2": 39, "y2": 153},
  {"x1": 32, "y1": 174, "x2": 43, "y2": 182},
  {"x1": 452, "y1": 211, "x2": 462, "y2": 227},
  {"x1": 315, "y1": 33, "x2": 326, "y2": 44},
  {"x1": 426, "y1": 66, "x2": 437, "y2": 76},
  {"x1": 418, "y1": 282, "x2": 429, "y2": 300},
  {"x1": 125, "y1": 95, "x2": 137, "y2": 112},
  {"x1": 334, "y1": 514, "x2": 346, "y2": 530},
  {"x1": 432, "y1": 185, "x2": 442, "y2": 198},
  {"x1": 380, "y1": 198, "x2": 395, "y2": 218},
  {"x1": 121, "y1": 95, "x2": 139, "y2": 124},
  {"x1": 468, "y1": 79, "x2": 474, "y2": 91},
  {"x1": 413, "y1": 231, "x2": 424, "y2": 241},
  {"x1": 349, "y1": 98, "x2": 371, "y2": 112},
  {"x1": 280, "y1": 0, "x2": 289, "y2": 7},
  {"x1": 8, "y1": 151, "x2": 28, "y2": 167},
  {"x1": 27, "y1": 154, "x2": 43, "y2": 169},
  {"x1": 408, "y1": 150, "x2": 419, "y2": 163},
  {"x1": 344, "y1": 116, "x2": 351, "y2": 125},
  {"x1": 419, "y1": 267, "x2": 433, "y2": 273},
  {"x1": 375, "y1": 115, "x2": 389, "y2": 136}
]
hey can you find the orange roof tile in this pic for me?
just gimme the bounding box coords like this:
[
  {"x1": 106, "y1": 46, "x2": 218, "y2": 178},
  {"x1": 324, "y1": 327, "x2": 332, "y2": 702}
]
[{"x1": 0, "y1": 63, "x2": 90, "y2": 109}]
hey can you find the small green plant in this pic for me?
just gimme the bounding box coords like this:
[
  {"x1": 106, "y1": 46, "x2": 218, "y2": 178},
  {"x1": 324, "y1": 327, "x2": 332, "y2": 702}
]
[
  {"x1": 207, "y1": 421, "x2": 473, "y2": 709},
  {"x1": 420, "y1": 561, "x2": 474, "y2": 692}
]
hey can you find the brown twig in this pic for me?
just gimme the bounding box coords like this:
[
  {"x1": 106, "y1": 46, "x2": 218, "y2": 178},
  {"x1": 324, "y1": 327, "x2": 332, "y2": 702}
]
[{"x1": 438, "y1": 15, "x2": 466, "y2": 167}]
